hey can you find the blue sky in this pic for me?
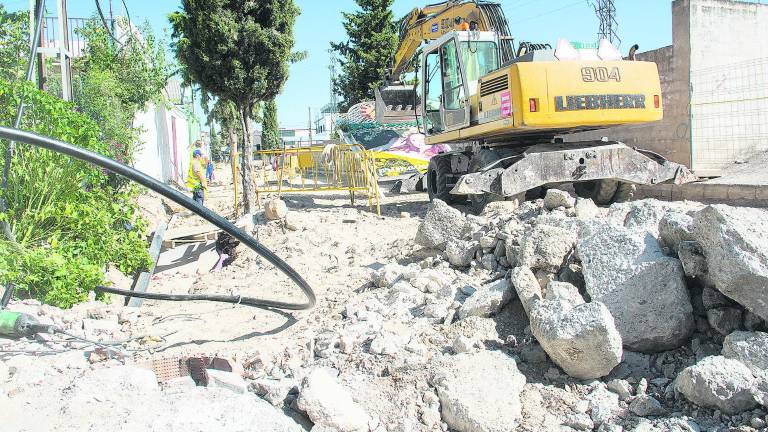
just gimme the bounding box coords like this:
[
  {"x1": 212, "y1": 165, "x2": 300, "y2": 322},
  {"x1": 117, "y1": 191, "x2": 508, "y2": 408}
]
[{"x1": 4, "y1": 0, "x2": 674, "y2": 129}]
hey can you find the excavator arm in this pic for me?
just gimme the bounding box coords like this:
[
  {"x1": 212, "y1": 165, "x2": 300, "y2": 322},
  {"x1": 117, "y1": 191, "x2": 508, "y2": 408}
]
[
  {"x1": 376, "y1": 0, "x2": 513, "y2": 123},
  {"x1": 389, "y1": 1, "x2": 512, "y2": 81}
]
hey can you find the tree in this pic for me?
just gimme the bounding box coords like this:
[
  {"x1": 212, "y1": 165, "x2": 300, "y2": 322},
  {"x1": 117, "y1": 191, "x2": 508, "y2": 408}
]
[
  {"x1": 71, "y1": 18, "x2": 171, "y2": 163},
  {"x1": 170, "y1": 1, "x2": 300, "y2": 214},
  {"x1": 261, "y1": 100, "x2": 281, "y2": 150},
  {"x1": 0, "y1": 5, "x2": 28, "y2": 83},
  {"x1": 331, "y1": 0, "x2": 398, "y2": 112}
]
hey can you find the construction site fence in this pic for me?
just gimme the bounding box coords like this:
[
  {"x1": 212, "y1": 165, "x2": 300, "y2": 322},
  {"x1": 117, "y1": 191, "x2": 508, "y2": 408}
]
[{"x1": 252, "y1": 144, "x2": 381, "y2": 215}]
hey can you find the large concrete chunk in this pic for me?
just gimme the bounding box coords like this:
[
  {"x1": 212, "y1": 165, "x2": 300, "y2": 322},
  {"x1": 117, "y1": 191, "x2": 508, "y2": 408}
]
[
  {"x1": 458, "y1": 279, "x2": 514, "y2": 319},
  {"x1": 544, "y1": 189, "x2": 576, "y2": 210},
  {"x1": 577, "y1": 222, "x2": 694, "y2": 352},
  {"x1": 518, "y1": 224, "x2": 577, "y2": 273},
  {"x1": 433, "y1": 350, "x2": 526, "y2": 432},
  {"x1": 446, "y1": 239, "x2": 480, "y2": 267},
  {"x1": 510, "y1": 266, "x2": 542, "y2": 315},
  {"x1": 658, "y1": 212, "x2": 695, "y2": 254},
  {"x1": 415, "y1": 200, "x2": 468, "y2": 250},
  {"x1": 722, "y1": 331, "x2": 768, "y2": 375},
  {"x1": 529, "y1": 299, "x2": 623, "y2": 379},
  {"x1": 692, "y1": 205, "x2": 768, "y2": 321},
  {"x1": 674, "y1": 356, "x2": 758, "y2": 414},
  {"x1": 297, "y1": 369, "x2": 371, "y2": 432}
]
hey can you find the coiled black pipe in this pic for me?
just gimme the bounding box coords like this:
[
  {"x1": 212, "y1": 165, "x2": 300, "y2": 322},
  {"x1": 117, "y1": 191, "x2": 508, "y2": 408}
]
[{"x1": 0, "y1": 126, "x2": 316, "y2": 311}]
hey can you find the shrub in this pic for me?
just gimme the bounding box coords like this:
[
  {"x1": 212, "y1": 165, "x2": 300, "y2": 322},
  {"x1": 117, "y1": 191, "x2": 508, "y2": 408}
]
[{"x1": 0, "y1": 79, "x2": 151, "y2": 308}]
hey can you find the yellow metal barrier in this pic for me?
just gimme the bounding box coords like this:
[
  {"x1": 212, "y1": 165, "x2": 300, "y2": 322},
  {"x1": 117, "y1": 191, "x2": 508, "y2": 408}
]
[{"x1": 253, "y1": 144, "x2": 381, "y2": 215}]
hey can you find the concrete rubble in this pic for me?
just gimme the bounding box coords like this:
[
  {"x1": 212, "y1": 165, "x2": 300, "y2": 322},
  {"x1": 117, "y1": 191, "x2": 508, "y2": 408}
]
[
  {"x1": 432, "y1": 350, "x2": 526, "y2": 432},
  {"x1": 577, "y1": 221, "x2": 695, "y2": 352},
  {"x1": 691, "y1": 205, "x2": 768, "y2": 321},
  {"x1": 674, "y1": 356, "x2": 759, "y2": 414},
  {"x1": 3, "y1": 191, "x2": 768, "y2": 431}
]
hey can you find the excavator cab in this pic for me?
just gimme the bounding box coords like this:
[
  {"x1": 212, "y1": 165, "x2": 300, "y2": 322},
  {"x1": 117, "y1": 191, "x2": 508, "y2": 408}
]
[{"x1": 421, "y1": 31, "x2": 500, "y2": 135}]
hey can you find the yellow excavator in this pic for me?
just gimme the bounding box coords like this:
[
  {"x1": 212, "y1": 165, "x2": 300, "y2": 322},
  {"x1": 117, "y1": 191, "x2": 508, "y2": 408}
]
[{"x1": 375, "y1": 0, "x2": 693, "y2": 212}]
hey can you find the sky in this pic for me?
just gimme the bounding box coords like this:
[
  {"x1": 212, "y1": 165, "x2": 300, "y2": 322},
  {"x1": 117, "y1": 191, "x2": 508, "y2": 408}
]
[{"x1": 4, "y1": 0, "x2": 675, "y2": 130}]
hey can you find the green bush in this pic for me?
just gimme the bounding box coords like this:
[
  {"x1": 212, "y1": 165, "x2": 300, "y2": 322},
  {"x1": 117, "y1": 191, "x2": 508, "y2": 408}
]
[{"x1": 0, "y1": 79, "x2": 152, "y2": 308}]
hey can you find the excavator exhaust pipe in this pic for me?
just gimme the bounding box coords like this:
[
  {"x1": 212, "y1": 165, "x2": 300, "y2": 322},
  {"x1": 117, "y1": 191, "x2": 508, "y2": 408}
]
[{"x1": 374, "y1": 85, "x2": 421, "y2": 124}]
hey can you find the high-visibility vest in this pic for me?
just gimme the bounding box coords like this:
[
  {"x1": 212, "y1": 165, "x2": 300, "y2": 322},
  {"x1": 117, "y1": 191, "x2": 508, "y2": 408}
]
[{"x1": 186, "y1": 158, "x2": 205, "y2": 190}]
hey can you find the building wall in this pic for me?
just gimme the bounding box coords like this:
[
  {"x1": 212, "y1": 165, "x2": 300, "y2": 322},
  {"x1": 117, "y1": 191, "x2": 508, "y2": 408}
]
[
  {"x1": 133, "y1": 103, "x2": 198, "y2": 185},
  {"x1": 569, "y1": 0, "x2": 768, "y2": 176},
  {"x1": 688, "y1": 0, "x2": 768, "y2": 176}
]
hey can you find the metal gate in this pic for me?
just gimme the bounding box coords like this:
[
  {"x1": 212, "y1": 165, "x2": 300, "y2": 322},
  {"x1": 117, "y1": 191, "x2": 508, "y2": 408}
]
[{"x1": 253, "y1": 144, "x2": 381, "y2": 214}]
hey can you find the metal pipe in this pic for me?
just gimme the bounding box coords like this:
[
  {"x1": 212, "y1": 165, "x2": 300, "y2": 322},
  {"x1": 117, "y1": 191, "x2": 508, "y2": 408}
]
[
  {"x1": 1, "y1": 0, "x2": 46, "y2": 242},
  {"x1": 0, "y1": 126, "x2": 316, "y2": 311}
]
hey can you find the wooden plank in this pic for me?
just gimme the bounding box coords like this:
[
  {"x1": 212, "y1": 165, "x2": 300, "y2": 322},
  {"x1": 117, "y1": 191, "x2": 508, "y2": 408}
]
[
  {"x1": 127, "y1": 221, "x2": 169, "y2": 308},
  {"x1": 165, "y1": 223, "x2": 219, "y2": 241}
]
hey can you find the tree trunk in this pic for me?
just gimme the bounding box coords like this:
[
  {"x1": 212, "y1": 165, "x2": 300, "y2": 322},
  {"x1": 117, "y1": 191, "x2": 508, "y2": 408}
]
[
  {"x1": 238, "y1": 107, "x2": 253, "y2": 214},
  {"x1": 228, "y1": 128, "x2": 239, "y2": 216}
]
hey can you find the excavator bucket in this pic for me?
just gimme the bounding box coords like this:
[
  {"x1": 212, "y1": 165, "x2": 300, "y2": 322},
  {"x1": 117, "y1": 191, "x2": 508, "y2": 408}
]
[{"x1": 374, "y1": 85, "x2": 421, "y2": 124}]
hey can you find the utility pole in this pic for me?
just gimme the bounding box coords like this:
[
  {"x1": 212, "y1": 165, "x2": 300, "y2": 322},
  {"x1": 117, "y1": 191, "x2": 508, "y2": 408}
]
[
  {"x1": 30, "y1": 0, "x2": 72, "y2": 99},
  {"x1": 327, "y1": 48, "x2": 339, "y2": 113},
  {"x1": 31, "y1": 0, "x2": 46, "y2": 92},
  {"x1": 592, "y1": 0, "x2": 621, "y2": 46},
  {"x1": 109, "y1": 0, "x2": 115, "y2": 34}
]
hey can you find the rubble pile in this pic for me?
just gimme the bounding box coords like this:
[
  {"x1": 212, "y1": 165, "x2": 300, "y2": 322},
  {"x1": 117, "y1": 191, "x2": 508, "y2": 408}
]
[{"x1": 2, "y1": 190, "x2": 768, "y2": 431}]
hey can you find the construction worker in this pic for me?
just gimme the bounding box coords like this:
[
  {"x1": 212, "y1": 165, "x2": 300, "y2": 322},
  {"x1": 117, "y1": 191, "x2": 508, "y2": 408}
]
[
  {"x1": 205, "y1": 155, "x2": 215, "y2": 183},
  {"x1": 187, "y1": 149, "x2": 208, "y2": 206}
]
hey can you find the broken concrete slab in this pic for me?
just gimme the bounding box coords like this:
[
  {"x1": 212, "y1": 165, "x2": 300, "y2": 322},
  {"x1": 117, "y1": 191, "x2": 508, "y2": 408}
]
[
  {"x1": 609, "y1": 199, "x2": 702, "y2": 237},
  {"x1": 510, "y1": 266, "x2": 542, "y2": 315},
  {"x1": 575, "y1": 198, "x2": 599, "y2": 219},
  {"x1": 207, "y1": 369, "x2": 248, "y2": 394},
  {"x1": 518, "y1": 224, "x2": 577, "y2": 273},
  {"x1": 706, "y1": 307, "x2": 743, "y2": 336},
  {"x1": 585, "y1": 385, "x2": 623, "y2": 426},
  {"x1": 529, "y1": 299, "x2": 622, "y2": 379},
  {"x1": 415, "y1": 200, "x2": 468, "y2": 250},
  {"x1": 433, "y1": 350, "x2": 526, "y2": 432},
  {"x1": 629, "y1": 395, "x2": 666, "y2": 417},
  {"x1": 577, "y1": 222, "x2": 694, "y2": 352},
  {"x1": 446, "y1": 239, "x2": 480, "y2": 267},
  {"x1": 722, "y1": 331, "x2": 768, "y2": 376},
  {"x1": 543, "y1": 281, "x2": 584, "y2": 307},
  {"x1": 692, "y1": 205, "x2": 768, "y2": 321},
  {"x1": 544, "y1": 189, "x2": 576, "y2": 210},
  {"x1": 457, "y1": 278, "x2": 514, "y2": 319},
  {"x1": 677, "y1": 241, "x2": 714, "y2": 287},
  {"x1": 297, "y1": 369, "x2": 371, "y2": 432},
  {"x1": 251, "y1": 378, "x2": 297, "y2": 406},
  {"x1": 658, "y1": 212, "x2": 695, "y2": 255},
  {"x1": 674, "y1": 355, "x2": 758, "y2": 414}
]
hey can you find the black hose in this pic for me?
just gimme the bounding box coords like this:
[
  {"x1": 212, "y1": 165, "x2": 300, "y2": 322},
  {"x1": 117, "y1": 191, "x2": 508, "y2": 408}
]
[{"x1": 0, "y1": 126, "x2": 316, "y2": 311}]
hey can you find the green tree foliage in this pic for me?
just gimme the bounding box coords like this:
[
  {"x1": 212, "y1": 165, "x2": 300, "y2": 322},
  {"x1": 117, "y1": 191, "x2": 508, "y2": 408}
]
[
  {"x1": 0, "y1": 5, "x2": 28, "y2": 82},
  {"x1": 261, "y1": 99, "x2": 280, "y2": 150},
  {"x1": 331, "y1": 0, "x2": 398, "y2": 111},
  {"x1": 0, "y1": 81, "x2": 152, "y2": 308},
  {"x1": 170, "y1": 0, "x2": 300, "y2": 214},
  {"x1": 72, "y1": 18, "x2": 171, "y2": 163}
]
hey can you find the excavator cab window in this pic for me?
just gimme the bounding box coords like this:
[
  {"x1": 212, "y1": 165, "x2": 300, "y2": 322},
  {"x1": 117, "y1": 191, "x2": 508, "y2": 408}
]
[
  {"x1": 424, "y1": 50, "x2": 444, "y2": 133},
  {"x1": 460, "y1": 41, "x2": 499, "y2": 83},
  {"x1": 440, "y1": 38, "x2": 468, "y2": 129}
]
